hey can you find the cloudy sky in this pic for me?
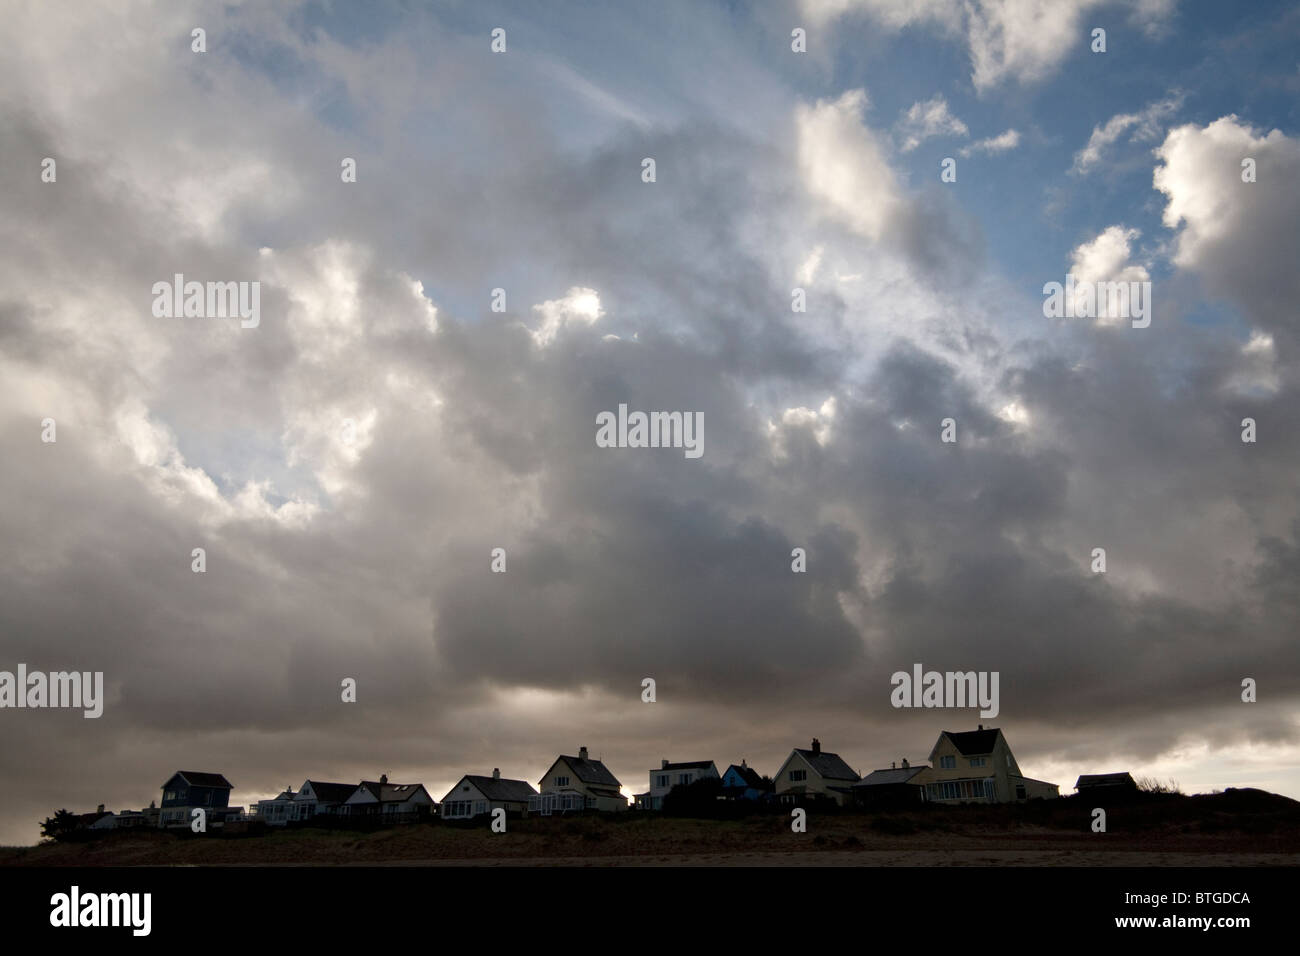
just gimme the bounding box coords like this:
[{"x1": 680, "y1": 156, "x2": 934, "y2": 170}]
[{"x1": 2, "y1": 0, "x2": 1298, "y2": 845}]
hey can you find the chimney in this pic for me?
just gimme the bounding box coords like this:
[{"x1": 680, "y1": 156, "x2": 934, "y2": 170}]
[
  {"x1": 811, "y1": 738, "x2": 821, "y2": 756},
  {"x1": 579, "y1": 746, "x2": 589, "y2": 761},
  {"x1": 492, "y1": 768, "x2": 500, "y2": 780},
  {"x1": 891, "y1": 761, "x2": 896, "y2": 769},
  {"x1": 97, "y1": 804, "x2": 105, "y2": 813},
  {"x1": 741, "y1": 759, "x2": 747, "y2": 768},
  {"x1": 380, "y1": 773, "x2": 388, "y2": 785},
  {"x1": 661, "y1": 759, "x2": 669, "y2": 769},
  {"x1": 902, "y1": 758, "x2": 909, "y2": 769}
]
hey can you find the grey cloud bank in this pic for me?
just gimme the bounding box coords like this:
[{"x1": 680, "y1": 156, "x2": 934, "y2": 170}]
[{"x1": 0, "y1": 0, "x2": 1296, "y2": 845}]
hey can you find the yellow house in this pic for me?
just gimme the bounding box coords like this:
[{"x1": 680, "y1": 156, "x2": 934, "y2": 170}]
[
  {"x1": 772, "y1": 739, "x2": 860, "y2": 807},
  {"x1": 532, "y1": 746, "x2": 628, "y2": 814},
  {"x1": 925, "y1": 726, "x2": 1058, "y2": 803}
]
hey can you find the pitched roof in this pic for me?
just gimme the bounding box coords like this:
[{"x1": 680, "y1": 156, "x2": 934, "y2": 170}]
[
  {"x1": 723, "y1": 763, "x2": 766, "y2": 789},
  {"x1": 793, "y1": 749, "x2": 858, "y2": 782},
  {"x1": 356, "y1": 781, "x2": 430, "y2": 803},
  {"x1": 302, "y1": 781, "x2": 358, "y2": 804},
  {"x1": 854, "y1": 766, "x2": 928, "y2": 787},
  {"x1": 941, "y1": 729, "x2": 1001, "y2": 756},
  {"x1": 463, "y1": 775, "x2": 539, "y2": 802},
  {"x1": 172, "y1": 771, "x2": 233, "y2": 789},
  {"x1": 556, "y1": 754, "x2": 622, "y2": 788},
  {"x1": 660, "y1": 760, "x2": 715, "y2": 771},
  {"x1": 1075, "y1": 772, "x2": 1136, "y2": 789}
]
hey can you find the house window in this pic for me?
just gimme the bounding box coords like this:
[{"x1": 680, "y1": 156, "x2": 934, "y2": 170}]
[
  {"x1": 1015, "y1": 785, "x2": 1026, "y2": 799},
  {"x1": 969, "y1": 757, "x2": 986, "y2": 767},
  {"x1": 656, "y1": 775, "x2": 669, "y2": 788},
  {"x1": 939, "y1": 756, "x2": 956, "y2": 769},
  {"x1": 678, "y1": 774, "x2": 691, "y2": 785},
  {"x1": 475, "y1": 801, "x2": 487, "y2": 815},
  {"x1": 928, "y1": 780, "x2": 992, "y2": 801},
  {"x1": 556, "y1": 776, "x2": 570, "y2": 787},
  {"x1": 789, "y1": 770, "x2": 806, "y2": 782}
]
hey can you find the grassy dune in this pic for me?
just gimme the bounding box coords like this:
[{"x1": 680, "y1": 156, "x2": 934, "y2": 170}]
[{"x1": 3, "y1": 789, "x2": 1297, "y2": 867}]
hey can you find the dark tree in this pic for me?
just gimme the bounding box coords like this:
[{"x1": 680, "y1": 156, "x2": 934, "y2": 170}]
[
  {"x1": 40, "y1": 808, "x2": 80, "y2": 843},
  {"x1": 662, "y1": 776, "x2": 726, "y2": 817}
]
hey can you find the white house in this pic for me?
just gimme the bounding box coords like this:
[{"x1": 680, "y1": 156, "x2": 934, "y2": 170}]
[
  {"x1": 292, "y1": 780, "x2": 358, "y2": 820},
  {"x1": 634, "y1": 759, "x2": 719, "y2": 810},
  {"x1": 772, "y1": 739, "x2": 860, "y2": 807},
  {"x1": 255, "y1": 786, "x2": 299, "y2": 826},
  {"x1": 83, "y1": 806, "x2": 116, "y2": 830},
  {"x1": 441, "y1": 769, "x2": 538, "y2": 819},
  {"x1": 342, "y1": 775, "x2": 436, "y2": 819}
]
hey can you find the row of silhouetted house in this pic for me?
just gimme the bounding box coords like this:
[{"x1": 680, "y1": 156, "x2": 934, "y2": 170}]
[{"x1": 69, "y1": 726, "x2": 1130, "y2": 831}]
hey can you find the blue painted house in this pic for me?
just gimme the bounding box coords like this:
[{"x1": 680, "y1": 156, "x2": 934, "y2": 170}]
[
  {"x1": 720, "y1": 760, "x2": 773, "y2": 801},
  {"x1": 159, "y1": 770, "x2": 234, "y2": 827}
]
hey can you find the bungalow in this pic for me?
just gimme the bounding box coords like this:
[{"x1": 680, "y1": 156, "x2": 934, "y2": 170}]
[
  {"x1": 719, "y1": 760, "x2": 773, "y2": 801},
  {"x1": 81, "y1": 805, "x2": 116, "y2": 831},
  {"x1": 254, "y1": 786, "x2": 299, "y2": 826},
  {"x1": 113, "y1": 809, "x2": 151, "y2": 829},
  {"x1": 530, "y1": 746, "x2": 627, "y2": 814},
  {"x1": 441, "y1": 769, "x2": 539, "y2": 819},
  {"x1": 1075, "y1": 772, "x2": 1139, "y2": 798},
  {"x1": 773, "y1": 739, "x2": 860, "y2": 807},
  {"x1": 293, "y1": 780, "x2": 359, "y2": 820},
  {"x1": 635, "y1": 759, "x2": 719, "y2": 810},
  {"x1": 925, "y1": 726, "x2": 1059, "y2": 804},
  {"x1": 852, "y1": 760, "x2": 931, "y2": 809},
  {"x1": 158, "y1": 771, "x2": 234, "y2": 828},
  {"x1": 341, "y1": 775, "x2": 436, "y2": 820}
]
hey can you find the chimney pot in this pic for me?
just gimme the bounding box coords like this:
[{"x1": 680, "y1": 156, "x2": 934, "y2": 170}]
[
  {"x1": 492, "y1": 768, "x2": 500, "y2": 780},
  {"x1": 380, "y1": 773, "x2": 388, "y2": 785},
  {"x1": 811, "y1": 738, "x2": 821, "y2": 756},
  {"x1": 902, "y1": 758, "x2": 909, "y2": 768},
  {"x1": 579, "y1": 746, "x2": 589, "y2": 761}
]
